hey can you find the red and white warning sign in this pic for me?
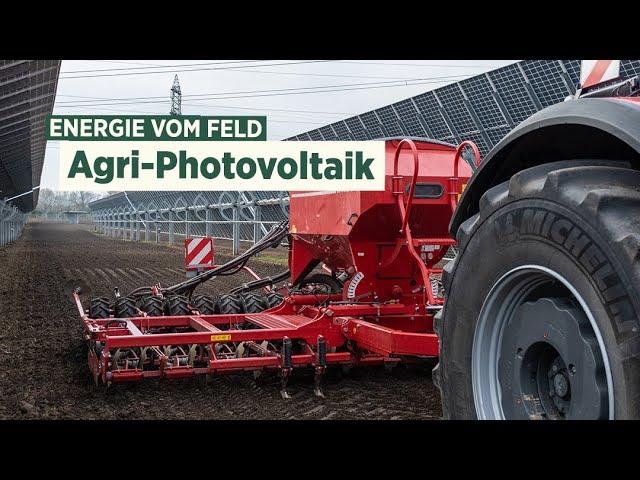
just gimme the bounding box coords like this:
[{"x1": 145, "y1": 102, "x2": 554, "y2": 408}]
[
  {"x1": 580, "y1": 60, "x2": 621, "y2": 89},
  {"x1": 184, "y1": 237, "x2": 215, "y2": 271}
]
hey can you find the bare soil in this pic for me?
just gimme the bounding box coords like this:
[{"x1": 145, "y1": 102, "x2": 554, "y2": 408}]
[{"x1": 0, "y1": 222, "x2": 442, "y2": 420}]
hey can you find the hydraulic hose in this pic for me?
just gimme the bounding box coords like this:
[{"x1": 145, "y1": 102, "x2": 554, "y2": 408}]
[
  {"x1": 120, "y1": 221, "x2": 289, "y2": 299},
  {"x1": 162, "y1": 221, "x2": 289, "y2": 296},
  {"x1": 228, "y1": 269, "x2": 290, "y2": 294}
]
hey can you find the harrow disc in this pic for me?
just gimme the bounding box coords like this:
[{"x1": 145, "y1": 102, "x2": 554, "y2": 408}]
[
  {"x1": 89, "y1": 297, "x2": 110, "y2": 319},
  {"x1": 192, "y1": 294, "x2": 216, "y2": 315},
  {"x1": 114, "y1": 296, "x2": 138, "y2": 318},
  {"x1": 138, "y1": 295, "x2": 164, "y2": 316}
]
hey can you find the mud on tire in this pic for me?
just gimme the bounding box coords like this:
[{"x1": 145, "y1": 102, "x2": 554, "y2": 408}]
[
  {"x1": 191, "y1": 294, "x2": 216, "y2": 315},
  {"x1": 216, "y1": 294, "x2": 244, "y2": 314},
  {"x1": 114, "y1": 296, "x2": 138, "y2": 318},
  {"x1": 164, "y1": 295, "x2": 191, "y2": 316},
  {"x1": 138, "y1": 295, "x2": 164, "y2": 316},
  {"x1": 434, "y1": 161, "x2": 640, "y2": 419},
  {"x1": 265, "y1": 291, "x2": 284, "y2": 309},
  {"x1": 89, "y1": 297, "x2": 110, "y2": 319},
  {"x1": 241, "y1": 292, "x2": 268, "y2": 313}
]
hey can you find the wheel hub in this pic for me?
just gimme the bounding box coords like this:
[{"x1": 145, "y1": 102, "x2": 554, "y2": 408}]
[
  {"x1": 472, "y1": 266, "x2": 613, "y2": 420},
  {"x1": 552, "y1": 371, "x2": 569, "y2": 399}
]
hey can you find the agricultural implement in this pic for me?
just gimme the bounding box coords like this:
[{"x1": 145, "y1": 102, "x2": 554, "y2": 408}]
[{"x1": 75, "y1": 138, "x2": 476, "y2": 397}]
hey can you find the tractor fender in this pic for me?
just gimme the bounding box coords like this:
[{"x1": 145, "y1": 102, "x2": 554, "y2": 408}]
[{"x1": 450, "y1": 97, "x2": 640, "y2": 235}]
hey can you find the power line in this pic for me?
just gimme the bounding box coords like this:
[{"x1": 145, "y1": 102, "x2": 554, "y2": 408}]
[
  {"x1": 62, "y1": 60, "x2": 258, "y2": 74},
  {"x1": 201, "y1": 68, "x2": 423, "y2": 81},
  {"x1": 55, "y1": 105, "x2": 326, "y2": 125},
  {"x1": 180, "y1": 78, "x2": 468, "y2": 102},
  {"x1": 56, "y1": 96, "x2": 355, "y2": 116},
  {"x1": 58, "y1": 60, "x2": 334, "y2": 79},
  {"x1": 54, "y1": 74, "x2": 471, "y2": 106}
]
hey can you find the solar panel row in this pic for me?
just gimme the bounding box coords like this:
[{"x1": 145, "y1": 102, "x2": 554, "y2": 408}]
[{"x1": 286, "y1": 60, "x2": 640, "y2": 157}]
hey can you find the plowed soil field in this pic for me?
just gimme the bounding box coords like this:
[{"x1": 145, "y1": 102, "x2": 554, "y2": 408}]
[{"x1": 0, "y1": 222, "x2": 441, "y2": 419}]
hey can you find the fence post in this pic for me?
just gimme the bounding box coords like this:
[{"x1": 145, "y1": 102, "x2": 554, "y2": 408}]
[
  {"x1": 135, "y1": 212, "x2": 141, "y2": 241},
  {"x1": 185, "y1": 209, "x2": 191, "y2": 239},
  {"x1": 253, "y1": 205, "x2": 262, "y2": 245},
  {"x1": 205, "y1": 208, "x2": 213, "y2": 238},
  {"x1": 145, "y1": 213, "x2": 151, "y2": 241},
  {"x1": 232, "y1": 205, "x2": 240, "y2": 255},
  {"x1": 169, "y1": 210, "x2": 175, "y2": 244}
]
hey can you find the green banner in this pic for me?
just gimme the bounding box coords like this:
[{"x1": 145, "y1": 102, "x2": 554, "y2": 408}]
[{"x1": 46, "y1": 115, "x2": 267, "y2": 141}]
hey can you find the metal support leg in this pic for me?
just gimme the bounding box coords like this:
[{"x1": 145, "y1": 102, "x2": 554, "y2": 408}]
[
  {"x1": 314, "y1": 335, "x2": 327, "y2": 398},
  {"x1": 135, "y1": 214, "x2": 141, "y2": 241},
  {"x1": 145, "y1": 215, "x2": 150, "y2": 242},
  {"x1": 232, "y1": 206, "x2": 240, "y2": 256},
  {"x1": 280, "y1": 337, "x2": 292, "y2": 399},
  {"x1": 205, "y1": 208, "x2": 213, "y2": 238},
  {"x1": 254, "y1": 206, "x2": 262, "y2": 246},
  {"x1": 169, "y1": 211, "x2": 174, "y2": 244}
]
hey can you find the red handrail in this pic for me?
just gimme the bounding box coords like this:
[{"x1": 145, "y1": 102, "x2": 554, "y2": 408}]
[
  {"x1": 450, "y1": 140, "x2": 481, "y2": 212},
  {"x1": 453, "y1": 140, "x2": 481, "y2": 178},
  {"x1": 391, "y1": 138, "x2": 481, "y2": 305},
  {"x1": 392, "y1": 139, "x2": 420, "y2": 236}
]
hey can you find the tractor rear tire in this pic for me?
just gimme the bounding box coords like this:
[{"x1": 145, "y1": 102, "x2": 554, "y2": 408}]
[
  {"x1": 434, "y1": 161, "x2": 640, "y2": 419},
  {"x1": 241, "y1": 292, "x2": 269, "y2": 313},
  {"x1": 138, "y1": 296, "x2": 164, "y2": 316},
  {"x1": 192, "y1": 294, "x2": 216, "y2": 315},
  {"x1": 216, "y1": 294, "x2": 243, "y2": 314},
  {"x1": 114, "y1": 296, "x2": 138, "y2": 318},
  {"x1": 265, "y1": 291, "x2": 284, "y2": 309},
  {"x1": 165, "y1": 295, "x2": 191, "y2": 316},
  {"x1": 89, "y1": 297, "x2": 110, "y2": 319}
]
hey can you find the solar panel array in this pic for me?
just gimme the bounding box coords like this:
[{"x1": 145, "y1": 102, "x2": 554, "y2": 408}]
[
  {"x1": 286, "y1": 60, "x2": 640, "y2": 156},
  {"x1": 89, "y1": 190, "x2": 288, "y2": 243},
  {"x1": 0, "y1": 60, "x2": 61, "y2": 211}
]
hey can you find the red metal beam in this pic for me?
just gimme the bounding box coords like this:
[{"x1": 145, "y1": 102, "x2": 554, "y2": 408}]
[{"x1": 343, "y1": 318, "x2": 439, "y2": 357}]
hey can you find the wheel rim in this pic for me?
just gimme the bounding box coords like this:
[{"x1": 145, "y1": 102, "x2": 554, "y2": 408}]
[{"x1": 472, "y1": 265, "x2": 614, "y2": 419}]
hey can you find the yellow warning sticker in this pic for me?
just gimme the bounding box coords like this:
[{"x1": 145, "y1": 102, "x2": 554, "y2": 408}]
[
  {"x1": 458, "y1": 183, "x2": 467, "y2": 200},
  {"x1": 210, "y1": 334, "x2": 232, "y2": 342}
]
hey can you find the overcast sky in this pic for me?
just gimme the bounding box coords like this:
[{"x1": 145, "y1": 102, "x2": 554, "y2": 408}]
[{"x1": 42, "y1": 60, "x2": 516, "y2": 190}]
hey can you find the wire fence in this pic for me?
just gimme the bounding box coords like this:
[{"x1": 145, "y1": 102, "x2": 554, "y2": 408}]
[
  {"x1": 88, "y1": 191, "x2": 289, "y2": 254},
  {"x1": 0, "y1": 199, "x2": 28, "y2": 247}
]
